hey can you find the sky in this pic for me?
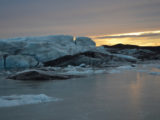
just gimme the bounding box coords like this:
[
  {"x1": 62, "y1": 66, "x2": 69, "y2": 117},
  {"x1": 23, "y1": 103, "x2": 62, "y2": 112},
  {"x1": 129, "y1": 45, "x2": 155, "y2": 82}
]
[{"x1": 0, "y1": 0, "x2": 160, "y2": 46}]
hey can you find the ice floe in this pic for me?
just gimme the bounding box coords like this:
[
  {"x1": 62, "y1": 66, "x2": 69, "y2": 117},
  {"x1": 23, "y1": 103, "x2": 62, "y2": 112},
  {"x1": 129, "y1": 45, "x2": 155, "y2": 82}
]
[
  {"x1": 0, "y1": 94, "x2": 61, "y2": 107},
  {"x1": 107, "y1": 65, "x2": 136, "y2": 74},
  {"x1": 117, "y1": 65, "x2": 135, "y2": 70},
  {"x1": 62, "y1": 65, "x2": 106, "y2": 75}
]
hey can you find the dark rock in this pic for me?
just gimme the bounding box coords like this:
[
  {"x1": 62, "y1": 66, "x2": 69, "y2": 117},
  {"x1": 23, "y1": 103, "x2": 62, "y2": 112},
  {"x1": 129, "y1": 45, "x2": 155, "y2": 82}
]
[
  {"x1": 7, "y1": 70, "x2": 77, "y2": 80},
  {"x1": 131, "y1": 64, "x2": 136, "y2": 67},
  {"x1": 44, "y1": 51, "x2": 137, "y2": 67},
  {"x1": 103, "y1": 44, "x2": 160, "y2": 60},
  {"x1": 44, "y1": 51, "x2": 111, "y2": 67},
  {"x1": 103, "y1": 44, "x2": 160, "y2": 51}
]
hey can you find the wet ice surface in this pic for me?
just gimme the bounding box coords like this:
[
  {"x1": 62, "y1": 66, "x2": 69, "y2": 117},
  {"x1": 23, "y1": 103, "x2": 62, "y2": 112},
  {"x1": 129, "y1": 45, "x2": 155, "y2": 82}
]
[
  {"x1": 0, "y1": 62, "x2": 160, "y2": 120},
  {"x1": 136, "y1": 63, "x2": 160, "y2": 76},
  {"x1": 108, "y1": 63, "x2": 160, "y2": 76}
]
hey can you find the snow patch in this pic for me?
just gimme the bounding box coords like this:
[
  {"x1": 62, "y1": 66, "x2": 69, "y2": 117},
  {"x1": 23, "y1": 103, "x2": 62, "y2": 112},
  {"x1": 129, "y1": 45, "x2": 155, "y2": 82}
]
[
  {"x1": 107, "y1": 69, "x2": 121, "y2": 74},
  {"x1": 62, "y1": 66, "x2": 106, "y2": 75},
  {"x1": 117, "y1": 65, "x2": 134, "y2": 70},
  {"x1": 108, "y1": 65, "x2": 136, "y2": 74},
  {"x1": 113, "y1": 54, "x2": 137, "y2": 61},
  {"x1": 0, "y1": 94, "x2": 61, "y2": 107}
]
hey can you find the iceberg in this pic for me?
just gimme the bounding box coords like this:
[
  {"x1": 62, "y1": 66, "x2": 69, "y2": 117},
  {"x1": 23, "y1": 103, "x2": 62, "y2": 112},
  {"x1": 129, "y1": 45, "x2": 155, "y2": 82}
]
[
  {"x1": 0, "y1": 36, "x2": 160, "y2": 70},
  {"x1": 0, "y1": 35, "x2": 99, "y2": 69}
]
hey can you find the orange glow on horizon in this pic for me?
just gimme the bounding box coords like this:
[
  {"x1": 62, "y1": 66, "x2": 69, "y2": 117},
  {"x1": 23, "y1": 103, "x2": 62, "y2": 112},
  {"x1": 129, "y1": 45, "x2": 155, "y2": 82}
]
[{"x1": 90, "y1": 30, "x2": 160, "y2": 46}]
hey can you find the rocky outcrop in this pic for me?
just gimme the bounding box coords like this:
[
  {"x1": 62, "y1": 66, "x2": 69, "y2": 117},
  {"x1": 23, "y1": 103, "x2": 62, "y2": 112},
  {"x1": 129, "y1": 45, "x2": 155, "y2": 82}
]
[
  {"x1": 44, "y1": 51, "x2": 137, "y2": 67},
  {"x1": 44, "y1": 51, "x2": 105, "y2": 67},
  {"x1": 103, "y1": 44, "x2": 160, "y2": 61},
  {"x1": 8, "y1": 70, "x2": 78, "y2": 80}
]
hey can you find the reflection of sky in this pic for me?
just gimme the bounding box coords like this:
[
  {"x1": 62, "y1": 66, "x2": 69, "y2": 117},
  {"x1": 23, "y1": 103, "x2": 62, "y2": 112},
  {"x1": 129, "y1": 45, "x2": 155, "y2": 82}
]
[
  {"x1": 0, "y1": 0, "x2": 160, "y2": 46},
  {"x1": 129, "y1": 72, "x2": 143, "y2": 107},
  {"x1": 129, "y1": 65, "x2": 160, "y2": 113},
  {"x1": 92, "y1": 65, "x2": 160, "y2": 119}
]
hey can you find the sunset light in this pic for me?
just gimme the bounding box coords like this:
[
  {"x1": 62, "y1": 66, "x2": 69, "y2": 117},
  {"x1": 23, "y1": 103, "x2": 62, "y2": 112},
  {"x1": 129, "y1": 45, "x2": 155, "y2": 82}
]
[
  {"x1": 91, "y1": 30, "x2": 160, "y2": 46},
  {"x1": 1, "y1": 0, "x2": 160, "y2": 119}
]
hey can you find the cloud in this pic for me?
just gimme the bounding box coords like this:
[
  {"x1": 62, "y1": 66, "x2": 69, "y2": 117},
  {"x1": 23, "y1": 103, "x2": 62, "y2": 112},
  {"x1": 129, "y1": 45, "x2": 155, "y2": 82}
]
[{"x1": 0, "y1": 0, "x2": 160, "y2": 38}]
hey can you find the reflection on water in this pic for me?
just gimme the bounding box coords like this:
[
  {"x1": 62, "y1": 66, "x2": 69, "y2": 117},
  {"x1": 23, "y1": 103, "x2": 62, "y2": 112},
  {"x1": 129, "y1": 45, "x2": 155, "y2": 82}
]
[
  {"x1": 130, "y1": 72, "x2": 143, "y2": 105},
  {"x1": 0, "y1": 64, "x2": 160, "y2": 120}
]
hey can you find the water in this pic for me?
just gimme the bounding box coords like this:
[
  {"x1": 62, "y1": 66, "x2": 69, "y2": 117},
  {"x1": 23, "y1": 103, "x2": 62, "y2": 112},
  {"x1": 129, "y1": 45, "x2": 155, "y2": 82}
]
[{"x1": 0, "y1": 64, "x2": 160, "y2": 120}]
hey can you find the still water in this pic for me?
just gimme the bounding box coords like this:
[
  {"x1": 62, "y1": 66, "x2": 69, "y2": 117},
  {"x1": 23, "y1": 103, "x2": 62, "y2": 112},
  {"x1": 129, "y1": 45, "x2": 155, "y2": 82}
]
[{"x1": 0, "y1": 64, "x2": 160, "y2": 120}]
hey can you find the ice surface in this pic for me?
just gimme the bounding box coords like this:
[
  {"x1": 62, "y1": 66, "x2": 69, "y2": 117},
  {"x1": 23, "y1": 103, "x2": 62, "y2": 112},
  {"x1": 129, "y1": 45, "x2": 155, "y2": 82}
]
[
  {"x1": 113, "y1": 54, "x2": 137, "y2": 61},
  {"x1": 6, "y1": 55, "x2": 38, "y2": 68},
  {"x1": 133, "y1": 63, "x2": 160, "y2": 76},
  {"x1": 62, "y1": 66, "x2": 106, "y2": 75},
  {"x1": 0, "y1": 94, "x2": 61, "y2": 107},
  {"x1": 137, "y1": 70, "x2": 149, "y2": 73},
  {"x1": 117, "y1": 65, "x2": 135, "y2": 70},
  {"x1": 107, "y1": 69, "x2": 121, "y2": 74},
  {"x1": 107, "y1": 65, "x2": 136, "y2": 74},
  {"x1": 149, "y1": 72, "x2": 160, "y2": 76},
  {"x1": 0, "y1": 35, "x2": 101, "y2": 69},
  {"x1": 75, "y1": 37, "x2": 96, "y2": 46}
]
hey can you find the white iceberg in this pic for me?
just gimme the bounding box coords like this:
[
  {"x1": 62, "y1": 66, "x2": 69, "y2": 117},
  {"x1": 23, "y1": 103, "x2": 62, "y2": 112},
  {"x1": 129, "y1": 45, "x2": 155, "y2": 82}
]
[
  {"x1": 75, "y1": 37, "x2": 96, "y2": 46},
  {"x1": 0, "y1": 35, "x2": 100, "y2": 69}
]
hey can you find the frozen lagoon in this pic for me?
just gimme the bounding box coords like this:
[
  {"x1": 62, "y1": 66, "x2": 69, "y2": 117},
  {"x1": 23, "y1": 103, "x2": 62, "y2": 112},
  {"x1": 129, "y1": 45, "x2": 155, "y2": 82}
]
[{"x1": 0, "y1": 63, "x2": 160, "y2": 120}]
